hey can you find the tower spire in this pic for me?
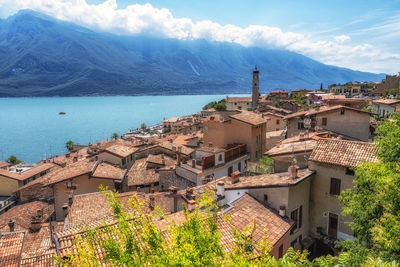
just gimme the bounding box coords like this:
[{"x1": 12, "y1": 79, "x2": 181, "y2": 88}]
[{"x1": 252, "y1": 67, "x2": 259, "y2": 109}]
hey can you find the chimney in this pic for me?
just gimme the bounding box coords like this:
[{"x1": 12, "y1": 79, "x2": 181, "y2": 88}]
[
  {"x1": 73, "y1": 156, "x2": 78, "y2": 162},
  {"x1": 217, "y1": 181, "x2": 225, "y2": 197},
  {"x1": 162, "y1": 159, "x2": 165, "y2": 165},
  {"x1": 191, "y1": 159, "x2": 196, "y2": 168},
  {"x1": 29, "y1": 210, "x2": 43, "y2": 233},
  {"x1": 161, "y1": 154, "x2": 164, "y2": 159},
  {"x1": 230, "y1": 171, "x2": 241, "y2": 184},
  {"x1": 187, "y1": 200, "x2": 196, "y2": 212},
  {"x1": 149, "y1": 196, "x2": 155, "y2": 210},
  {"x1": 279, "y1": 205, "x2": 286, "y2": 217},
  {"x1": 338, "y1": 135, "x2": 343, "y2": 140},
  {"x1": 288, "y1": 163, "x2": 299, "y2": 179},
  {"x1": 8, "y1": 219, "x2": 15, "y2": 232},
  {"x1": 208, "y1": 142, "x2": 213, "y2": 147},
  {"x1": 169, "y1": 186, "x2": 178, "y2": 195},
  {"x1": 186, "y1": 187, "x2": 195, "y2": 200}
]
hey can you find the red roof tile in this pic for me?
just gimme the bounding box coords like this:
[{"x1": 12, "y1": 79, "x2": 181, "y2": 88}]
[{"x1": 309, "y1": 138, "x2": 379, "y2": 168}]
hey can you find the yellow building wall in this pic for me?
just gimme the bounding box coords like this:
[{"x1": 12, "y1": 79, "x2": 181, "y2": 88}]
[{"x1": 0, "y1": 176, "x2": 19, "y2": 196}]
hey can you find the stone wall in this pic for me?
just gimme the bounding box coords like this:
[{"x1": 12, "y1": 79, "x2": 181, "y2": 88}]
[{"x1": 159, "y1": 169, "x2": 195, "y2": 191}]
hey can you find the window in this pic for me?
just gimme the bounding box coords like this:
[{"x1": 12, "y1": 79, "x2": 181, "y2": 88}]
[
  {"x1": 290, "y1": 238, "x2": 297, "y2": 248},
  {"x1": 299, "y1": 234, "x2": 302, "y2": 245},
  {"x1": 299, "y1": 205, "x2": 303, "y2": 229},
  {"x1": 264, "y1": 194, "x2": 268, "y2": 203},
  {"x1": 290, "y1": 209, "x2": 298, "y2": 233},
  {"x1": 297, "y1": 122, "x2": 304, "y2": 130},
  {"x1": 256, "y1": 136, "x2": 259, "y2": 146},
  {"x1": 122, "y1": 158, "x2": 126, "y2": 166},
  {"x1": 276, "y1": 119, "x2": 280, "y2": 125},
  {"x1": 340, "y1": 108, "x2": 345, "y2": 115},
  {"x1": 322, "y1": 117, "x2": 327, "y2": 126},
  {"x1": 238, "y1": 162, "x2": 241, "y2": 172},
  {"x1": 218, "y1": 154, "x2": 223, "y2": 162},
  {"x1": 345, "y1": 167, "x2": 355, "y2": 176},
  {"x1": 278, "y1": 244, "x2": 283, "y2": 258},
  {"x1": 330, "y1": 178, "x2": 341, "y2": 195}
]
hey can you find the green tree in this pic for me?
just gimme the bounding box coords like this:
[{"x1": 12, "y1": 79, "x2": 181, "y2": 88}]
[
  {"x1": 203, "y1": 99, "x2": 226, "y2": 110},
  {"x1": 214, "y1": 103, "x2": 227, "y2": 111},
  {"x1": 5, "y1": 155, "x2": 22, "y2": 165},
  {"x1": 339, "y1": 113, "x2": 400, "y2": 262},
  {"x1": 141, "y1": 123, "x2": 147, "y2": 130},
  {"x1": 111, "y1": 133, "x2": 120, "y2": 140},
  {"x1": 65, "y1": 140, "x2": 74, "y2": 152}
]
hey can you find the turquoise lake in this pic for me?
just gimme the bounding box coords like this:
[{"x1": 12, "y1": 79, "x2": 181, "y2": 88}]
[{"x1": 0, "y1": 95, "x2": 241, "y2": 163}]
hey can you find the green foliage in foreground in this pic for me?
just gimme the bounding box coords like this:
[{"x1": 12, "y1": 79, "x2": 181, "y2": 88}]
[
  {"x1": 58, "y1": 188, "x2": 398, "y2": 266},
  {"x1": 5, "y1": 155, "x2": 22, "y2": 165},
  {"x1": 203, "y1": 98, "x2": 226, "y2": 111},
  {"x1": 339, "y1": 113, "x2": 400, "y2": 263}
]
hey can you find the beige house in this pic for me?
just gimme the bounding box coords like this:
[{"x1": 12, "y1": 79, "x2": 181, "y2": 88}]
[
  {"x1": 203, "y1": 111, "x2": 267, "y2": 161},
  {"x1": 308, "y1": 138, "x2": 378, "y2": 240},
  {"x1": 97, "y1": 144, "x2": 138, "y2": 169},
  {"x1": 371, "y1": 99, "x2": 400, "y2": 118},
  {"x1": 0, "y1": 163, "x2": 54, "y2": 196},
  {"x1": 262, "y1": 112, "x2": 285, "y2": 132},
  {"x1": 225, "y1": 96, "x2": 252, "y2": 111},
  {"x1": 284, "y1": 105, "x2": 371, "y2": 142}
]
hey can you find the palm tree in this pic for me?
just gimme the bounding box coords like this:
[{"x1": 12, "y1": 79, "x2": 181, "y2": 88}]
[
  {"x1": 111, "y1": 133, "x2": 120, "y2": 140},
  {"x1": 141, "y1": 123, "x2": 147, "y2": 130},
  {"x1": 65, "y1": 140, "x2": 74, "y2": 152}
]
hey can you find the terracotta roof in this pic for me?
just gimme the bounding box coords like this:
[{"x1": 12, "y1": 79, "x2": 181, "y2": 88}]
[
  {"x1": 0, "y1": 201, "x2": 54, "y2": 233},
  {"x1": 372, "y1": 99, "x2": 400, "y2": 105},
  {"x1": 225, "y1": 169, "x2": 315, "y2": 190},
  {"x1": 159, "y1": 193, "x2": 291, "y2": 253},
  {"x1": 0, "y1": 163, "x2": 54, "y2": 181},
  {"x1": 281, "y1": 131, "x2": 331, "y2": 144},
  {"x1": 64, "y1": 191, "x2": 175, "y2": 230},
  {"x1": 127, "y1": 158, "x2": 160, "y2": 187},
  {"x1": 146, "y1": 154, "x2": 176, "y2": 166},
  {"x1": 269, "y1": 90, "x2": 288, "y2": 94},
  {"x1": 309, "y1": 138, "x2": 379, "y2": 168},
  {"x1": 104, "y1": 144, "x2": 138, "y2": 158},
  {"x1": 42, "y1": 159, "x2": 95, "y2": 186},
  {"x1": 58, "y1": 193, "x2": 290, "y2": 261},
  {"x1": 91, "y1": 162, "x2": 126, "y2": 180},
  {"x1": 173, "y1": 135, "x2": 199, "y2": 146},
  {"x1": 0, "y1": 231, "x2": 25, "y2": 267},
  {"x1": 321, "y1": 94, "x2": 346, "y2": 100},
  {"x1": 261, "y1": 112, "x2": 284, "y2": 118},
  {"x1": 230, "y1": 111, "x2": 267, "y2": 126},
  {"x1": 225, "y1": 97, "x2": 252, "y2": 103},
  {"x1": 283, "y1": 105, "x2": 370, "y2": 120},
  {"x1": 266, "y1": 130, "x2": 285, "y2": 138},
  {"x1": 158, "y1": 142, "x2": 194, "y2": 156},
  {"x1": 0, "y1": 161, "x2": 10, "y2": 168},
  {"x1": 259, "y1": 105, "x2": 292, "y2": 114},
  {"x1": 266, "y1": 140, "x2": 316, "y2": 156}
]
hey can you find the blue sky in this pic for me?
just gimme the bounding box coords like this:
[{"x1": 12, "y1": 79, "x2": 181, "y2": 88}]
[{"x1": 1, "y1": 0, "x2": 400, "y2": 73}]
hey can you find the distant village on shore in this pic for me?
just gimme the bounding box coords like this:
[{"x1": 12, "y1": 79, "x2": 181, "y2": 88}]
[{"x1": 1, "y1": 68, "x2": 400, "y2": 265}]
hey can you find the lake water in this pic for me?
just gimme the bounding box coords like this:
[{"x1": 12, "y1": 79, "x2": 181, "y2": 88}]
[{"x1": 0, "y1": 95, "x2": 241, "y2": 163}]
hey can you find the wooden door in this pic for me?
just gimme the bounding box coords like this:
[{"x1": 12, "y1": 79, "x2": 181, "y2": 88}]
[{"x1": 328, "y1": 213, "x2": 338, "y2": 238}]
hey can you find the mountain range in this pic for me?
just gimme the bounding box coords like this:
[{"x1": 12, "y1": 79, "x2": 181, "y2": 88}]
[{"x1": 0, "y1": 10, "x2": 385, "y2": 97}]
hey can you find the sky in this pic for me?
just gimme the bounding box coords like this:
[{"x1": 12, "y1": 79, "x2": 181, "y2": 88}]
[{"x1": 0, "y1": 0, "x2": 399, "y2": 74}]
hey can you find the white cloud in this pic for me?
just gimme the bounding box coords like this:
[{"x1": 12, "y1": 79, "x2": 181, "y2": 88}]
[
  {"x1": 0, "y1": 0, "x2": 398, "y2": 74},
  {"x1": 334, "y1": 35, "x2": 350, "y2": 43}
]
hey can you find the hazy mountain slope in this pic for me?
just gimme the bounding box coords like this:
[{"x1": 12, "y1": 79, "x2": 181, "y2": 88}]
[{"x1": 0, "y1": 10, "x2": 384, "y2": 97}]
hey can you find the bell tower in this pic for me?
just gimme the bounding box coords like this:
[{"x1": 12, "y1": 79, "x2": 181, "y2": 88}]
[{"x1": 252, "y1": 67, "x2": 259, "y2": 109}]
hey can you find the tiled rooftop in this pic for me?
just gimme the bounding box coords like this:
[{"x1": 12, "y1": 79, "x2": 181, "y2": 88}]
[
  {"x1": 372, "y1": 99, "x2": 400, "y2": 105},
  {"x1": 158, "y1": 193, "x2": 291, "y2": 254},
  {"x1": 266, "y1": 140, "x2": 316, "y2": 156},
  {"x1": 0, "y1": 163, "x2": 54, "y2": 181},
  {"x1": 42, "y1": 159, "x2": 95, "y2": 186},
  {"x1": 224, "y1": 169, "x2": 315, "y2": 190},
  {"x1": 309, "y1": 138, "x2": 379, "y2": 168},
  {"x1": 104, "y1": 144, "x2": 139, "y2": 158},
  {"x1": 0, "y1": 161, "x2": 10, "y2": 168},
  {"x1": 0, "y1": 231, "x2": 25, "y2": 267},
  {"x1": 225, "y1": 97, "x2": 252, "y2": 103},
  {"x1": 283, "y1": 105, "x2": 370, "y2": 120},
  {"x1": 230, "y1": 111, "x2": 267, "y2": 126},
  {"x1": 146, "y1": 154, "x2": 176, "y2": 166},
  {"x1": 127, "y1": 158, "x2": 160, "y2": 187},
  {"x1": 92, "y1": 162, "x2": 126, "y2": 180},
  {"x1": 158, "y1": 141, "x2": 195, "y2": 156},
  {"x1": 0, "y1": 201, "x2": 54, "y2": 233}
]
